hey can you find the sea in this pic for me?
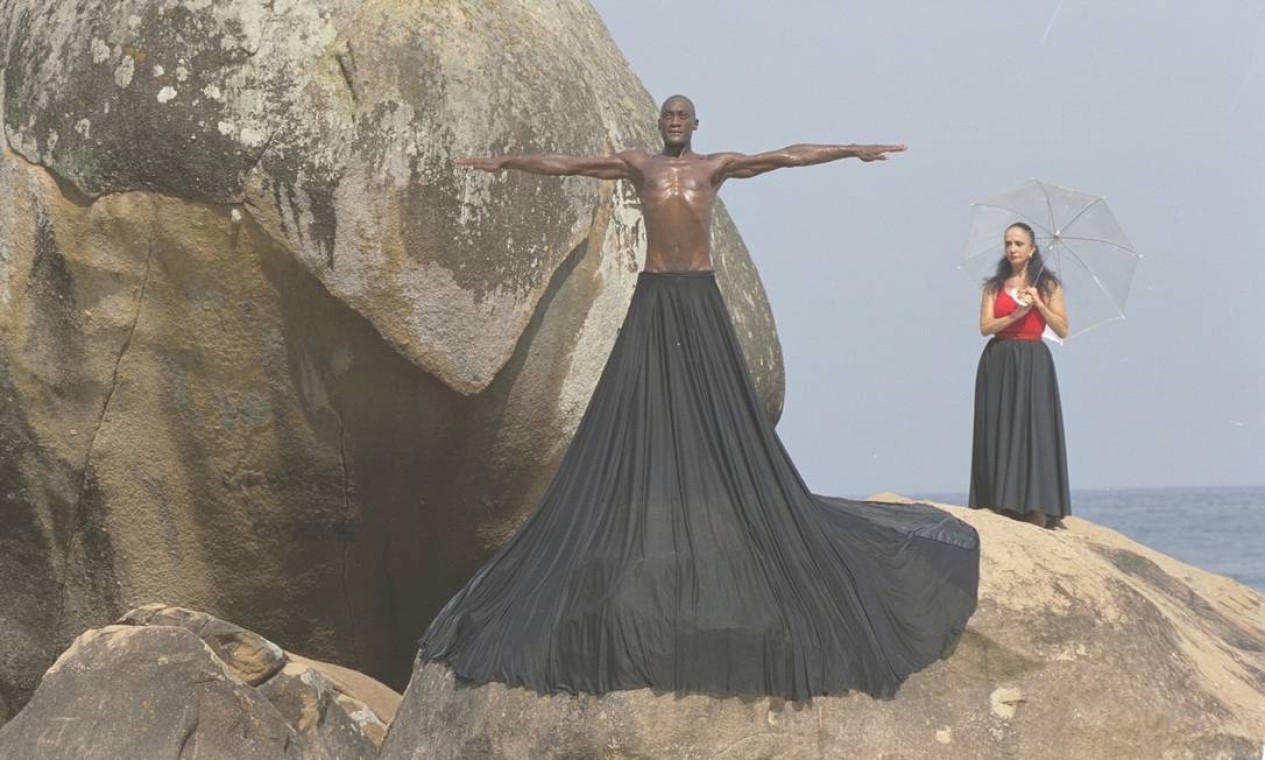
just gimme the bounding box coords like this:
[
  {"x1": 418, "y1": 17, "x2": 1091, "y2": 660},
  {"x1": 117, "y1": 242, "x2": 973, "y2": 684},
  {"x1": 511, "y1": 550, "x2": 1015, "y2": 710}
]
[{"x1": 910, "y1": 485, "x2": 1265, "y2": 593}]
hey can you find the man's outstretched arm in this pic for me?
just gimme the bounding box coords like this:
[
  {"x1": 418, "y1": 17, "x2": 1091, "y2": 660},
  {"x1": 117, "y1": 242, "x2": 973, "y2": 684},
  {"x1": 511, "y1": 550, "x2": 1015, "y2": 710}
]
[
  {"x1": 455, "y1": 151, "x2": 636, "y2": 180},
  {"x1": 718, "y1": 144, "x2": 906, "y2": 180}
]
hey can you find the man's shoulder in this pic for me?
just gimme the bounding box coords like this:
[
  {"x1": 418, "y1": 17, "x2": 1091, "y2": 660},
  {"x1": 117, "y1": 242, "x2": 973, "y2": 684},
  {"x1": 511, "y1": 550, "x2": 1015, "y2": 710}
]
[
  {"x1": 698, "y1": 152, "x2": 748, "y2": 169},
  {"x1": 630, "y1": 150, "x2": 738, "y2": 162},
  {"x1": 629, "y1": 151, "x2": 734, "y2": 178},
  {"x1": 656, "y1": 152, "x2": 743, "y2": 168},
  {"x1": 616, "y1": 148, "x2": 654, "y2": 161}
]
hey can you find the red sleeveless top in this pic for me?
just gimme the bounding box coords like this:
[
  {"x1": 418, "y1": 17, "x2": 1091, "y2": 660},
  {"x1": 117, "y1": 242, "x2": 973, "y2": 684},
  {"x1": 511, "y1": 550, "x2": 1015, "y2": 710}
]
[{"x1": 993, "y1": 288, "x2": 1045, "y2": 341}]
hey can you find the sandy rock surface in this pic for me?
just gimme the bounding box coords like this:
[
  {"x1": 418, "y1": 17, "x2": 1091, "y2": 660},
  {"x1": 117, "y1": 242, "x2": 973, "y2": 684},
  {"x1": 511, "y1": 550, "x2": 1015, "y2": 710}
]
[{"x1": 382, "y1": 502, "x2": 1265, "y2": 759}]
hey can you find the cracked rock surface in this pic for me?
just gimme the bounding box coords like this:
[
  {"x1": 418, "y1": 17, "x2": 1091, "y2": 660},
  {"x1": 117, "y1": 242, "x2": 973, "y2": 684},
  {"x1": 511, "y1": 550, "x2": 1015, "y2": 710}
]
[{"x1": 0, "y1": 0, "x2": 786, "y2": 724}]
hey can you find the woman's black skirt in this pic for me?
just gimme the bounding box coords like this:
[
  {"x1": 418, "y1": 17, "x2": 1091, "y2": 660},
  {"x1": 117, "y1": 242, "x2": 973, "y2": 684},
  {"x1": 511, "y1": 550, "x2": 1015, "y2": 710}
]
[
  {"x1": 969, "y1": 337, "x2": 1071, "y2": 519},
  {"x1": 419, "y1": 272, "x2": 980, "y2": 700}
]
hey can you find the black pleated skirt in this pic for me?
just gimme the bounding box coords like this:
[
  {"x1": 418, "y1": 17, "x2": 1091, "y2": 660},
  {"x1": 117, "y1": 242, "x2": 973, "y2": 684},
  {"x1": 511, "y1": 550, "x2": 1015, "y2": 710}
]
[
  {"x1": 969, "y1": 337, "x2": 1071, "y2": 518},
  {"x1": 419, "y1": 272, "x2": 979, "y2": 700}
]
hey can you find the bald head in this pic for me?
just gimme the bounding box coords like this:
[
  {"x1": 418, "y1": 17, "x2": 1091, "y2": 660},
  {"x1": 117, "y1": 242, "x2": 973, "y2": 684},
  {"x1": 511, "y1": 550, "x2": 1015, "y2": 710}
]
[{"x1": 660, "y1": 94, "x2": 696, "y2": 119}]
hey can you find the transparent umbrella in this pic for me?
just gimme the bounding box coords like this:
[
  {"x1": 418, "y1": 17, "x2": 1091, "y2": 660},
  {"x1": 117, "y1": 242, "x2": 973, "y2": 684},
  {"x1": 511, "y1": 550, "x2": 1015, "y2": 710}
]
[{"x1": 961, "y1": 179, "x2": 1140, "y2": 340}]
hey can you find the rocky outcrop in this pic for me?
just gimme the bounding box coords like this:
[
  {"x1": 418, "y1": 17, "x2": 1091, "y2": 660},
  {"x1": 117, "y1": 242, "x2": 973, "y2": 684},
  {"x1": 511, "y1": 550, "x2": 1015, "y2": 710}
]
[
  {"x1": 381, "y1": 503, "x2": 1265, "y2": 760},
  {"x1": 118, "y1": 603, "x2": 288, "y2": 685},
  {"x1": 0, "y1": 0, "x2": 784, "y2": 720},
  {"x1": 7, "y1": 529, "x2": 1263, "y2": 760},
  {"x1": 1, "y1": 0, "x2": 782, "y2": 397},
  {"x1": 0, "y1": 606, "x2": 398, "y2": 759}
]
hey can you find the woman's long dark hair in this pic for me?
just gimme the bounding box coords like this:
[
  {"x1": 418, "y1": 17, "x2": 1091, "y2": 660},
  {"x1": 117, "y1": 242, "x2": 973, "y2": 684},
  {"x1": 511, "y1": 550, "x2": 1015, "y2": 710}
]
[{"x1": 983, "y1": 222, "x2": 1062, "y2": 296}]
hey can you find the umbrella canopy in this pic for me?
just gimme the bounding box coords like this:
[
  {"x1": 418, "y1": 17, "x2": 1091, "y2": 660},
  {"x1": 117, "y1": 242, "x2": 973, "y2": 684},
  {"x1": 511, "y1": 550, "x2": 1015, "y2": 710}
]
[{"x1": 962, "y1": 179, "x2": 1140, "y2": 340}]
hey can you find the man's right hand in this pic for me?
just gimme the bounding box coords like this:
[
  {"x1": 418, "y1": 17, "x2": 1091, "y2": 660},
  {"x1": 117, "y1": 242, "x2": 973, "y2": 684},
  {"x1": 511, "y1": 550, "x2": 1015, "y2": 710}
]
[
  {"x1": 853, "y1": 144, "x2": 907, "y2": 162},
  {"x1": 454, "y1": 157, "x2": 505, "y2": 172}
]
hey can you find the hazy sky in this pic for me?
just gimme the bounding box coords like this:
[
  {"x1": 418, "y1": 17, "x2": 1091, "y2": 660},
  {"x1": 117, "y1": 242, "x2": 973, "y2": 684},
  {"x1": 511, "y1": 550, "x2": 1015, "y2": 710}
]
[{"x1": 587, "y1": 0, "x2": 1264, "y2": 496}]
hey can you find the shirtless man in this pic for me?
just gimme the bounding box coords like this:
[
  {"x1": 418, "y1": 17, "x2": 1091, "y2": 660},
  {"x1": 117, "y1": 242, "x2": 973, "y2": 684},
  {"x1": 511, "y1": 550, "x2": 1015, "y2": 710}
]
[
  {"x1": 456, "y1": 94, "x2": 905, "y2": 272},
  {"x1": 424, "y1": 98, "x2": 976, "y2": 706}
]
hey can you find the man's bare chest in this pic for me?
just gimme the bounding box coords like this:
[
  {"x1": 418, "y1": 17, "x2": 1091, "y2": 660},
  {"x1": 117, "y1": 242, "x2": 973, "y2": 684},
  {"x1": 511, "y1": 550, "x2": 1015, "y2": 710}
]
[{"x1": 638, "y1": 167, "x2": 715, "y2": 205}]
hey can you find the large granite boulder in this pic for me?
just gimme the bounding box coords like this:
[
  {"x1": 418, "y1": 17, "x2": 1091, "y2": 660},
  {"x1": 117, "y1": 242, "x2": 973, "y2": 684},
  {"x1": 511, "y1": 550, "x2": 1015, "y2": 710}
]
[
  {"x1": 0, "y1": 0, "x2": 784, "y2": 721},
  {"x1": 0, "y1": 605, "x2": 398, "y2": 759},
  {"x1": 381, "y1": 505, "x2": 1265, "y2": 759},
  {"x1": 2, "y1": 0, "x2": 782, "y2": 396}
]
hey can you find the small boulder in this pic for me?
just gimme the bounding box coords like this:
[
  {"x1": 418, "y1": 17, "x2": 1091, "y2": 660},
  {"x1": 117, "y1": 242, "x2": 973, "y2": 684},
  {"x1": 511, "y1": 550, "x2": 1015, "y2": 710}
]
[
  {"x1": 0, "y1": 625, "x2": 302, "y2": 759},
  {"x1": 0, "y1": 607, "x2": 401, "y2": 758},
  {"x1": 258, "y1": 660, "x2": 388, "y2": 755},
  {"x1": 119, "y1": 603, "x2": 286, "y2": 686}
]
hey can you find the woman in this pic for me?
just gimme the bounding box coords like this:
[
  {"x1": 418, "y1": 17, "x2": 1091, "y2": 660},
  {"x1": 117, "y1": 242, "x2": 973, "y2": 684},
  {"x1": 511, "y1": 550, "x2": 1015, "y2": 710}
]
[{"x1": 970, "y1": 222, "x2": 1071, "y2": 528}]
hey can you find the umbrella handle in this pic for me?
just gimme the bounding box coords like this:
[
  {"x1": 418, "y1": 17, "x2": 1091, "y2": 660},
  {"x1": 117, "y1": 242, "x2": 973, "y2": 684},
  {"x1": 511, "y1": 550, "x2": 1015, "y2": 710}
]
[{"x1": 1029, "y1": 258, "x2": 1046, "y2": 290}]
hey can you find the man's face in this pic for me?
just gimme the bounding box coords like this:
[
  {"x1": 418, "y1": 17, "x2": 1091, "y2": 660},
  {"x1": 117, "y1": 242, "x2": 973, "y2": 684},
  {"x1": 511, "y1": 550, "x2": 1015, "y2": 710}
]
[{"x1": 658, "y1": 98, "x2": 697, "y2": 147}]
